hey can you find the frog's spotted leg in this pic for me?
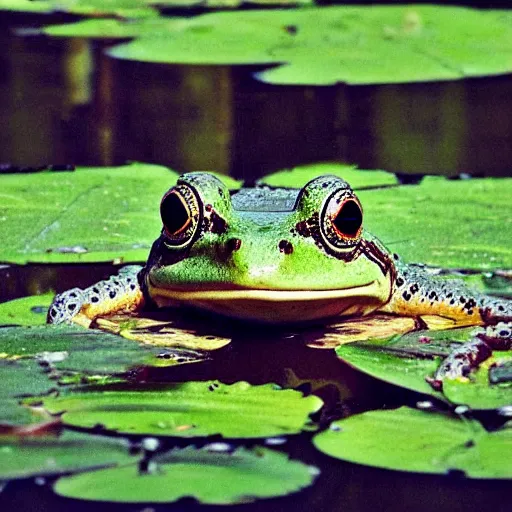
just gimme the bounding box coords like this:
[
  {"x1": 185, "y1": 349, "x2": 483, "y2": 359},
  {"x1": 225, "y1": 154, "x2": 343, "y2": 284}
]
[
  {"x1": 379, "y1": 261, "x2": 512, "y2": 385},
  {"x1": 47, "y1": 265, "x2": 145, "y2": 325}
]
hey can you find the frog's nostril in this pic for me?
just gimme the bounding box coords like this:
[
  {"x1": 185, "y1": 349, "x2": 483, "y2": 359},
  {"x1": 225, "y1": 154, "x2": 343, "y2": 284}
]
[
  {"x1": 278, "y1": 240, "x2": 294, "y2": 255},
  {"x1": 226, "y1": 238, "x2": 242, "y2": 253}
]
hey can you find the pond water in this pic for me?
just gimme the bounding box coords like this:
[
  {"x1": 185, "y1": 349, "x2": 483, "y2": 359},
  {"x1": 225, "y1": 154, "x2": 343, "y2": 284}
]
[{"x1": 0, "y1": 264, "x2": 510, "y2": 511}]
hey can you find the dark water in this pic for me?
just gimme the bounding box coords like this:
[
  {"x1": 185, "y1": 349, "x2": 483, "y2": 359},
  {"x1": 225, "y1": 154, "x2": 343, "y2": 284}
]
[{"x1": 0, "y1": 264, "x2": 510, "y2": 512}]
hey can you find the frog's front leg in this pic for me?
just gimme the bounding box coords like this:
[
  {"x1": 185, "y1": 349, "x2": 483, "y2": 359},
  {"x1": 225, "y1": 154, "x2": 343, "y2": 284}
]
[{"x1": 47, "y1": 265, "x2": 145, "y2": 326}]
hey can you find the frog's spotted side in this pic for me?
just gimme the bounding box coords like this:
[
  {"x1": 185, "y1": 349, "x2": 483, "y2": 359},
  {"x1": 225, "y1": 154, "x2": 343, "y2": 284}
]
[{"x1": 47, "y1": 173, "x2": 511, "y2": 382}]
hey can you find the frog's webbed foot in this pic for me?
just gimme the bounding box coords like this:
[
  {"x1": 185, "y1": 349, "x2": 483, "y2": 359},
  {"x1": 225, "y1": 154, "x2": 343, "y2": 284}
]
[
  {"x1": 47, "y1": 265, "x2": 145, "y2": 326},
  {"x1": 430, "y1": 322, "x2": 512, "y2": 389}
]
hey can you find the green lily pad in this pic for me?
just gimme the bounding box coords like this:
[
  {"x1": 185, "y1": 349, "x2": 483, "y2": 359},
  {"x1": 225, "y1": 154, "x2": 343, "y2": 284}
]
[
  {"x1": 0, "y1": 431, "x2": 136, "y2": 480},
  {"x1": 260, "y1": 163, "x2": 397, "y2": 189},
  {"x1": 314, "y1": 407, "x2": 512, "y2": 479},
  {"x1": 35, "y1": 381, "x2": 323, "y2": 438},
  {"x1": 0, "y1": 293, "x2": 53, "y2": 326},
  {"x1": 360, "y1": 176, "x2": 512, "y2": 269},
  {"x1": 0, "y1": 359, "x2": 57, "y2": 425},
  {"x1": 0, "y1": 0, "x2": 52, "y2": 13},
  {"x1": 336, "y1": 327, "x2": 512, "y2": 409},
  {"x1": 336, "y1": 327, "x2": 474, "y2": 402},
  {"x1": 442, "y1": 353, "x2": 512, "y2": 410},
  {"x1": 54, "y1": 445, "x2": 318, "y2": 504},
  {"x1": 0, "y1": 164, "x2": 242, "y2": 265},
  {"x1": 104, "y1": 6, "x2": 512, "y2": 86},
  {"x1": 0, "y1": 325, "x2": 194, "y2": 374}
]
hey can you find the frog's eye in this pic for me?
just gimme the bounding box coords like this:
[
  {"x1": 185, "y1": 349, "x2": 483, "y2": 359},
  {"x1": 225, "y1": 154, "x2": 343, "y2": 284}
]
[
  {"x1": 160, "y1": 184, "x2": 201, "y2": 248},
  {"x1": 320, "y1": 191, "x2": 363, "y2": 250}
]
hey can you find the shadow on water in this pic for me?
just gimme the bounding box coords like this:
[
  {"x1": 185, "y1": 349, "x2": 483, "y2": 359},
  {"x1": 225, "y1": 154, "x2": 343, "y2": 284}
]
[{"x1": 1, "y1": 264, "x2": 510, "y2": 511}]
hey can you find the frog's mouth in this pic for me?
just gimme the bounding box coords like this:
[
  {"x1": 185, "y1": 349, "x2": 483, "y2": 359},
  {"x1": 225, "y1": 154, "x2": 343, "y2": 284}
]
[{"x1": 146, "y1": 279, "x2": 390, "y2": 323}]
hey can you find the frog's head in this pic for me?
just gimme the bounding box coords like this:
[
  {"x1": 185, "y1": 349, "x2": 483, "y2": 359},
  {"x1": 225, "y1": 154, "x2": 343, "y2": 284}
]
[{"x1": 145, "y1": 172, "x2": 394, "y2": 323}]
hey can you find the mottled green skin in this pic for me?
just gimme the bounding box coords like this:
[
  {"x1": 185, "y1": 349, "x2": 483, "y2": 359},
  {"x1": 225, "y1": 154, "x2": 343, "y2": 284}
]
[{"x1": 147, "y1": 173, "x2": 387, "y2": 293}]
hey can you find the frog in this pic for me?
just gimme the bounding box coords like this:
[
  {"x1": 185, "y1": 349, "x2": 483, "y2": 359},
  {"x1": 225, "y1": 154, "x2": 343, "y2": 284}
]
[{"x1": 47, "y1": 172, "x2": 511, "y2": 385}]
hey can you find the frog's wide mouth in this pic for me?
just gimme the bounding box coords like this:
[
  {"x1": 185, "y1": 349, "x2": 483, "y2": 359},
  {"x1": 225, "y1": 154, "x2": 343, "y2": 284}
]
[
  {"x1": 147, "y1": 279, "x2": 381, "y2": 302},
  {"x1": 147, "y1": 278, "x2": 390, "y2": 323}
]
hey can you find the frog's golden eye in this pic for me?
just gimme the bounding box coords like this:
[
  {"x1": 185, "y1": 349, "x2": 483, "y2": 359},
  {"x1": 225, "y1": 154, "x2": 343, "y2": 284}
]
[
  {"x1": 160, "y1": 184, "x2": 201, "y2": 248},
  {"x1": 320, "y1": 191, "x2": 363, "y2": 251}
]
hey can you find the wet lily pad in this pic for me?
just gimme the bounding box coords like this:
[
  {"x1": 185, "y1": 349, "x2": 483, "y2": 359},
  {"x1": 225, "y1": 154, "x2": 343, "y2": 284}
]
[
  {"x1": 104, "y1": 6, "x2": 512, "y2": 85},
  {"x1": 54, "y1": 445, "x2": 318, "y2": 504},
  {"x1": 359, "y1": 176, "x2": 512, "y2": 270},
  {"x1": 34, "y1": 381, "x2": 323, "y2": 438},
  {"x1": 260, "y1": 163, "x2": 397, "y2": 189},
  {"x1": 0, "y1": 293, "x2": 53, "y2": 326},
  {"x1": 0, "y1": 360, "x2": 57, "y2": 425},
  {"x1": 0, "y1": 431, "x2": 136, "y2": 480},
  {"x1": 314, "y1": 407, "x2": 512, "y2": 479},
  {"x1": 336, "y1": 327, "x2": 512, "y2": 409},
  {"x1": 0, "y1": 324, "x2": 199, "y2": 374}
]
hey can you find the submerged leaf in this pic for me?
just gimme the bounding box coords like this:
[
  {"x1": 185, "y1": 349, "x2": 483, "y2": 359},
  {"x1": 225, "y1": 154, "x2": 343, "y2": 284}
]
[
  {"x1": 314, "y1": 407, "x2": 512, "y2": 479},
  {"x1": 35, "y1": 381, "x2": 323, "y2": 438},
  {"x1": 54, "y1": 445, "x2": 318, "y2": 504}
]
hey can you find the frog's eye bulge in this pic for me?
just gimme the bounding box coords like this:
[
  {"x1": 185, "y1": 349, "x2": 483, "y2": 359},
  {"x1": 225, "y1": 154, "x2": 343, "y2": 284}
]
[
  {"x1": 319, "y1": 188, "x2": 363, "y2": 255},
  {"x1": 160, "y1": 184, "x2": 202, "y2": 249}
]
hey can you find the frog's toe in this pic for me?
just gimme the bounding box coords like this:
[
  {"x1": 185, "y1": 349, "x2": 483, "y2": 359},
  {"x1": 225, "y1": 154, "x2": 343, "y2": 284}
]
[{"x1": 47, "y1": 288, "x2": 85, "y2": 324}]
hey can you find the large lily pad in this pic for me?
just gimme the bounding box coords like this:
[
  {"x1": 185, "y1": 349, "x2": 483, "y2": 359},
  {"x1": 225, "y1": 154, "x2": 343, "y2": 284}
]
[
  {"x1": 34, "y1": 381, "x2": 323, "y2": 438},
  {"x1": 359, "y1": 176, "x2": 512, "y2": 269},
  {"x1": 260, "y1": 163, "x2": 397, "y2": 189},
  {"x1": 0, "y1": 325, "x2": 199, "y2": 374},
  {"x1": 0, "y1": 163, "x2": 175, "y2": 264},
  {"x1": 336, "y1": 327, "x2": 512, "y2": 409},
  {"x1": 0, "y1": 293, "x2": 53, "y2": 326},
  {"x1": 103, "y1": 6, "x2": 512, "y2": 86},
  {"x1": 0, "y1": 431, "x2": 136, "y2": 480},
  {"x1": 54, "y1": 446, "x2": 318, "y2": 504},
  {"x1": 314, "y1": 407, "x2": 512, "y2": 479}
]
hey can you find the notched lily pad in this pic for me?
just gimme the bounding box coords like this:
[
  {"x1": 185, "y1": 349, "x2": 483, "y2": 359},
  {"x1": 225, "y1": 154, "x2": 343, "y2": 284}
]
[
  {"x1": 0, "y1": 431, "x2": 136, "y2": 480},
  {"x1": 54, "y1": 445, "x2": 318, "y2": 504},
  {"x1": 33, "y1": 381, "x2": 323, "y2": 438},
  {"x1": 314, "y1": 407, "x2": 512, "y2": 479}
]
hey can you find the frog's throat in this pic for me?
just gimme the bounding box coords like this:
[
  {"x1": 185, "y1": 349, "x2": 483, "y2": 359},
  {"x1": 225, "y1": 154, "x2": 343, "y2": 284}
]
[{"x1": 146, "y1": 279, "x2": 390, "y2": 323}]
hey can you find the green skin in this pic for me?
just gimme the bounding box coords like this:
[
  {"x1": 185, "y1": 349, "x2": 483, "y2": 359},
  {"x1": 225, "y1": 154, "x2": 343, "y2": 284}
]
[{"x1": 48, "y1": 173, "x2": 511, "y2": 384}]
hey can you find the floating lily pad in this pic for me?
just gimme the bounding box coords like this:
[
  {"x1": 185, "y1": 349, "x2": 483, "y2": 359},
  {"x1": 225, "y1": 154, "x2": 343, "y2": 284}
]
[
  {"x1": 34, "y1": 381, "x2": 323, "y2": 438},
  {"x1": 442, "y1": 353, "x2": 512, "y2": 410},
  {"x1": 314, "y1": 407, "x2": 512, "y2": 479},
  {"x1": 0, "y1": 164, "x2": 243, "y2": 265},
  {"x1": 0, "y1": 293, "x2": 53, "y2": 326},
  {"x1": 336, "y1": 327, "x2": 512, "y2": 409},
  {"x1": 104, "y1": 6, "x2": 512, "y2": 85},
  {"x1": 336, "y1": 327, "x2": 479, "y2": 403},
  {"x1": 0, "y1": 431, "x2": 136, "y2": 480},
  {"x1": 0, "y1": 324, "x2": 199, "y2": 374},
  {"x1": 0, "y1": 360, "x2": 57, "y2": 425},
  {"x1": 54, "y1": 445, "x2": 318, "y2": 504},
  {"x1": 0, "y1": 0, "x2": 52, "y2": 13},
  {"x1": 260, "y1": 163, "x2": 397, "y2": 189}
]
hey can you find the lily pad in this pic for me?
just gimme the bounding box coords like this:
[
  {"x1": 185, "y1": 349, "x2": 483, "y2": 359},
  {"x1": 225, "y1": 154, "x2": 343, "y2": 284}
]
[
  {"x1": 260, "y1": 163, "x2": 397, "y2": 189},
  {"x1": 359, "y1": 176, "x2": 512, "y2": 269},
  {"x1": 0, "y1": 324, "x2": 199, "y2": 374},
  {"x1": 0, "y1": 164, "x2": 242, "y2": 265},
  {"x1": 104, "y1": 6, "x2": 512, "y2": 86},
  {"x1": 0, "y1": 431, "x2": 136, "y2": 480},
  {"x1": 0, "y1": 0, "x2": 52, "y2": 13},
  {"x1": 336, "y1": 327, "x2": 512, "y2": 409},
  {"x1": 54, "y1": 445, "x2": 318, "y2": 504},
  {"x1": 34, "y1": 381, "x2": 323, "y2": 438},
  {"x1": 0, "y1": 293, "x2": 53, "y2": 326},
  {"x1": 314, "y1": 407, "x2": 512, "y2": 479},
  {"x1": 0, "y1": 359, "x2": 57, "y2": 425}
]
